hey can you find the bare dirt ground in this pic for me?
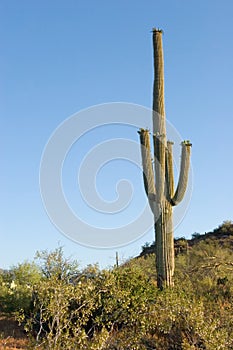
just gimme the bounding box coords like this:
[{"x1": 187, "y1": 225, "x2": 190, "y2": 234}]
[{"x1": 0, "y1": 315, "x2": 29, "y2": 350}]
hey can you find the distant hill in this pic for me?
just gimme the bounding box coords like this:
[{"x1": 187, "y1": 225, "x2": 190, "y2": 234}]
[{"x1": 139, "y1": 220, "x2": 233, "y2": 257}]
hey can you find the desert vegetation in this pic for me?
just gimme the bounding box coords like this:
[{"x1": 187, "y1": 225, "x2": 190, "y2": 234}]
[{"x1": 0, "y1": 221, "x2": 233, "y2": 349}]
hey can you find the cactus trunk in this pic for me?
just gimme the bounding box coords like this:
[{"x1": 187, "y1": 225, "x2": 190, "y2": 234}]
[
  {"x1": 138, "y1": 29, "x2": 191, "y2": 289},
  {"x1": 155, "y1": 201, "x2": 174, "y2": 289}
]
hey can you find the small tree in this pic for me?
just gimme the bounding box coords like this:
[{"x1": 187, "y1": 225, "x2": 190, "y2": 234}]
[{"x1": 0, "y1": 262, "x2": 41, "y2": 313}]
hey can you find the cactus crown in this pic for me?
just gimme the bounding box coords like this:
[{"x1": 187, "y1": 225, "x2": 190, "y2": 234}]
[
  {"x1": 152, "y1": 27, "x2": 164, "y2": 34},
  {"x1": 182, "y1": 140, "x2": 192, "y2": 146}
]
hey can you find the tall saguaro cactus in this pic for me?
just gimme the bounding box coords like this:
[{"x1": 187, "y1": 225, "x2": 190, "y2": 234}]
[{"x1": 138, "y1": 28, "x2": 192, "y2": 289}]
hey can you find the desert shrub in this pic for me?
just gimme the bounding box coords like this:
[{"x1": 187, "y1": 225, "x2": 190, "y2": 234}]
[
  {"x1": 0, "y1": 262, "x2": 41, "y2": 314},
  {"x1": 175, "y1": 239, "x2": 233, "y2": 296},
  {"x1": 192, "y1": 232, "x2": 201, "y2": 239},
  {"x1": 12, "y1": 241, "x2": 232, "y2": 350},
  {"x1": 146, "y1": 288, "x2": 232, "y2": 349},
  {"x1": 23, "y1": 249, "x2": 158, "y2": 349},
  {"x1": 214, "y1": 220, "x2": 233, "y2": 234},
  {"x1": 22, "y1": 249, "x2": 111, "y2": 349},
  {"x1": 106, "y1": 285, "x2": 233, "y2": 349}
]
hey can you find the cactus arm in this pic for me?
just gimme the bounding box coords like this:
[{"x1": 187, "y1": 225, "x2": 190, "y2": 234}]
[
  {"x1": 153, "y1": 134, "x2": 166, "y2": 203},
  {"x1": 138, "y1": 129, "x2": 156, "y2": 209},
  {"x1": 165, "y1": 141, "x2": 175, "y2": 201},
  {"x1": 171, "y1": 141, "x2": 192, "y2": 206}
]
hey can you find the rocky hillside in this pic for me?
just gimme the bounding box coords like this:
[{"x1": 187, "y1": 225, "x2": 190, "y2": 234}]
[{"x1": 139, "y1": 220, "x2": 233, "y2": 257}]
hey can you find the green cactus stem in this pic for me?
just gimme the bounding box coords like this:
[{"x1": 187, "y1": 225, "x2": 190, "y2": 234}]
[
  {"x1": 138, "y1": 129, "x2": 156, "y2": 210},
  {"x1": 138, "y1": 28, "x2": 192, "y2": 289}
]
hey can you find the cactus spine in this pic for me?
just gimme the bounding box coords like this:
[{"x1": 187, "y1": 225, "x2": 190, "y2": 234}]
[{"x1": 138, "y1": 29, "x2": 192, "y2": 289}]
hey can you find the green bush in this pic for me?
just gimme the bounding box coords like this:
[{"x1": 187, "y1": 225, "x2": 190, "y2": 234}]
[
  {"x1": 1, "y1": 237, "x2": 232, "y2": 349},
  {"x1": 0, "y1": 262, "x2": 41, "y2": 314},
  {"x1": 24, "y1": 249, "x2": 158, "y2": 349}
]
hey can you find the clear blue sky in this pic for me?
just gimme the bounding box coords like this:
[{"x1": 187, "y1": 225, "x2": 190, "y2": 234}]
[{"x1": 1, "y1": 0, "x2": 233, "y2": 269}]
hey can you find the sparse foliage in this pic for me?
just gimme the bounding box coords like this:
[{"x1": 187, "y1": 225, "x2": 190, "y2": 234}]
[{"x1": 0, "y1": 224, "x2": 232, "y2": 349}]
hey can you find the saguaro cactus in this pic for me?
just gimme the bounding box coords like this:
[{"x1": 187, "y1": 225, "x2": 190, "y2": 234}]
[{"x1": 138, "y1": 28, "x2": 192, "y2": 289}]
